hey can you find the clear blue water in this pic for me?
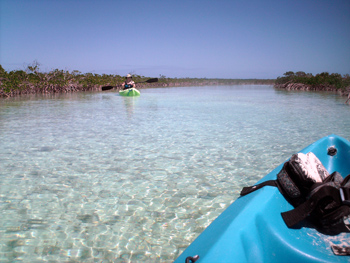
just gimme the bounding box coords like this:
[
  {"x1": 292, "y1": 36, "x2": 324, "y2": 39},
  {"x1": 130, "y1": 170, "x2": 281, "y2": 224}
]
[{"x1": 0, "y1": 85, "x2": 349, "y2": 262}]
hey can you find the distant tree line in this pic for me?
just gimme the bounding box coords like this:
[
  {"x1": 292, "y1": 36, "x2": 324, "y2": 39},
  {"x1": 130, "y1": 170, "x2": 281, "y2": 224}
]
[
  {"x1": 157, "y1": 75, "x2": 275, "y2": 87},
  {"x1": 0, "y1": 62, "x2": 135, "y2": 97},
  {"x1": 0, "y1": 61, "x2": 275, "y2": 97},
  {"x1": 275, "y1": 71, "x2": 350, "y2": 92}
]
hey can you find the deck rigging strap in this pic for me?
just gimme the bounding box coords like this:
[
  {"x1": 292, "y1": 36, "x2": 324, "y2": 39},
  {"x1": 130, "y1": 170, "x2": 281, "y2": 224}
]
[
  {"x1": 240, "y1": 151, "x2": 350, "y2": 256},
  {"x1": 240, "y1": 180, "x2": 277, "y2": 196}
]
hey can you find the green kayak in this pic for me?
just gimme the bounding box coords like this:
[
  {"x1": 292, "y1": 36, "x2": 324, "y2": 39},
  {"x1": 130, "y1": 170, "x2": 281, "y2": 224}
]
[{"x1": 119, "y1": 88, "x2": 140, "y2": 97}]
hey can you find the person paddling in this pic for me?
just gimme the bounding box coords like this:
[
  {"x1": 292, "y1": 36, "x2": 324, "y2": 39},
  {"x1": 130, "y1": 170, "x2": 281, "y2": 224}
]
[{"x1": 122, "y1": 74, "x2": 135, "y2": 90}]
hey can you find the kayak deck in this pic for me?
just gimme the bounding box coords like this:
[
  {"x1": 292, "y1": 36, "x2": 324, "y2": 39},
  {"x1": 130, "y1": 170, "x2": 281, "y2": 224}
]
[
  {"x1": 175, "y1": 134, "x2": 350, "y2": 263},
  {"x1": 119, "y1": 88, "x2": 140, "y2": 97}
]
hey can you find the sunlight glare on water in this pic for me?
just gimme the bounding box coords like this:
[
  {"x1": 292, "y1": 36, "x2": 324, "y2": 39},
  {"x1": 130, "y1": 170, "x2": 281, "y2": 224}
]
[{"x1": 1, "y1": 85, "x2": 350, "y2": 262}]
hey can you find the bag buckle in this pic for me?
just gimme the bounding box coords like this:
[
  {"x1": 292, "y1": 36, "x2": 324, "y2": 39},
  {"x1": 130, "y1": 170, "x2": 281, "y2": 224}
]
[{"x1": 340, "y1": 187, "x2": 350, "y2": 206}]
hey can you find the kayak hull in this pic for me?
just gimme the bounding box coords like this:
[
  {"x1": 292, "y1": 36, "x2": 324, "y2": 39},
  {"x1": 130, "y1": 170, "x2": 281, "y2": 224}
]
[
  {"x1": 119, "y1": 88, "x2": 140, "y2": 97},
  {"x1": 175, "y1": 134, "x2": 350, "y2": 263}
]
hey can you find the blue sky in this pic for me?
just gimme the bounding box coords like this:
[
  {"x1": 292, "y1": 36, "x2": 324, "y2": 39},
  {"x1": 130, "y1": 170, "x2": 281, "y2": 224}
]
[{"x1": 1, "y1": 0, "x2": 349, "y2": 79}]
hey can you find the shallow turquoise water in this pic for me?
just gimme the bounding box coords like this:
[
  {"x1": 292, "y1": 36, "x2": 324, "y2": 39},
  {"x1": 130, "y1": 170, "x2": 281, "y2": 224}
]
[{"x1": 1, "y1": 85, "x2": 350, "y2": 262}]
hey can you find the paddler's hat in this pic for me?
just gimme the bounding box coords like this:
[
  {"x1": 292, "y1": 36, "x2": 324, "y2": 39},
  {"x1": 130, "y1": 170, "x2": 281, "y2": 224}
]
[{"x1": 126, "y1": 74, "x2": 132, "y2": 78}]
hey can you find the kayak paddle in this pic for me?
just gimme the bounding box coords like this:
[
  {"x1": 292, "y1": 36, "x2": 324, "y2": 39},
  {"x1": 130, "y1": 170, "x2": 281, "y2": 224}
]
[{"x1": 102, "y1": 78, "x2": 159, "y2": 91}]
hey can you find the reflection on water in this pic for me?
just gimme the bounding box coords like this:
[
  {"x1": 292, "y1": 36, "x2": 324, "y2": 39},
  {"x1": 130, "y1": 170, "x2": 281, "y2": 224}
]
[
  {"x1": 1, "y1": 86, "x2": 350, "y2": 262},
  {"x1": 123, "y1": 96, "x2": 139, "y2": 118}
]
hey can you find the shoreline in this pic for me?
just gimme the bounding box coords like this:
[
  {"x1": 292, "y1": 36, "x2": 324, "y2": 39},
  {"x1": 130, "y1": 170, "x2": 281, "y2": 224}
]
[
  {"x1": 274, "y1": 82, "x2": 350, "y2": 97},
  {"x1": 2, "y1": 79, "x2": 349, "y2": 98},
  {"x1": 0, "y1": 79, "x2": 275, "y2": 98}
]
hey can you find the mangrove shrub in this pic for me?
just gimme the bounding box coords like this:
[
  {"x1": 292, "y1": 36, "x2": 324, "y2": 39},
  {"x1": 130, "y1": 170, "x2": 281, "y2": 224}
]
[{"x1": 276, "y1": 71, "x2": 350, "y2": 90}]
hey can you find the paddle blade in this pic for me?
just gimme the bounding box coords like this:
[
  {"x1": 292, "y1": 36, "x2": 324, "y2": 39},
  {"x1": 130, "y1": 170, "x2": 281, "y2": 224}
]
[
  {"x1": 145, "y1": 78, "x2": 158, "y2": 83},
  {"x1": 102, "y1": 86, "x2": 114, "y2": 91}
]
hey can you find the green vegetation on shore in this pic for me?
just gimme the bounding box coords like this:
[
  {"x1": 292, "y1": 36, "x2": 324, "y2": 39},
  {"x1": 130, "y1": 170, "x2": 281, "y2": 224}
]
[
  {"x1": 0, "y1": 62, "x2": 275, "y2": 97},
  {"x1": 4, "y1": 63, "x2": 348, "y2": 98},
  {"x1": 275, "y1": 71, "x2": 350, "y2": 93}
]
